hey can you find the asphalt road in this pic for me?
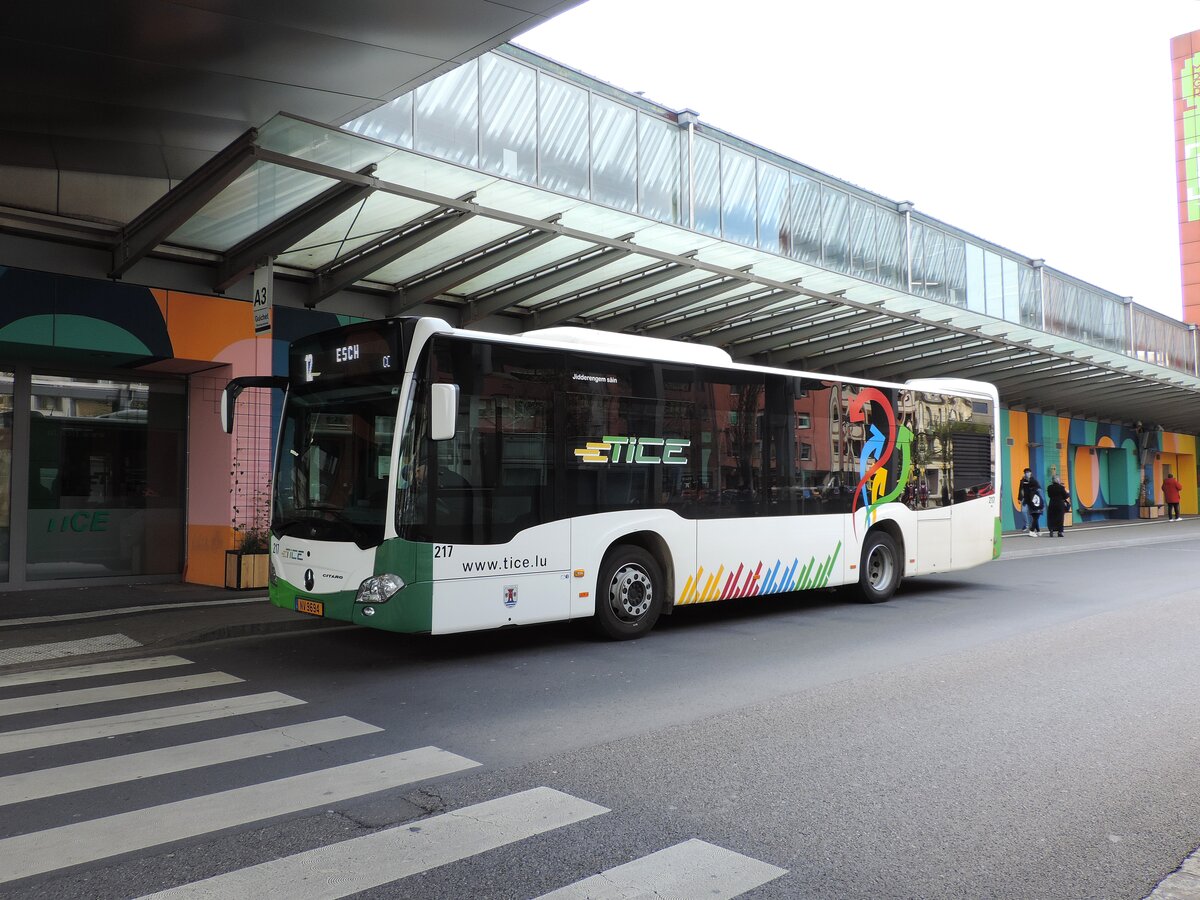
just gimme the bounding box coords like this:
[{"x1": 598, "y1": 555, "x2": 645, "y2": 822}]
[{"x1": 4, "y1": 521, "x2": 1200, "y2": 899}]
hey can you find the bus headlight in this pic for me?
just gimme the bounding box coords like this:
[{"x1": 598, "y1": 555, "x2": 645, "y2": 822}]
[{"x1": 356, "y1": 573, "x2": 405, "y2": 604}]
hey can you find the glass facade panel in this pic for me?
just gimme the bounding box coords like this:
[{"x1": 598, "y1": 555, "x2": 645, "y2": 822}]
[
  {"x1": 720, "y1": 146, "x2": 757, "y2": 245},
  {"x1": 1132, "y1": 307, "x2": 1196, "y2": 373},
  {"x1": 821, "y1": 186, "x2": 849, "y2": 271},
  {"x1": 591, "y1": 96, "x2": 638, "y2": 212},
  {"x1": 756, "y1": 162, "x2": 789, "y2": 255},
  {"x1": 1019, "y1": 265, "x2": 1042, "y2": 327},
  {"x1": 944, "y1": 237, "x2": 967, "y2": 308},
  {"x1": 480, "y1": 54, "x2": 536, "y2": 181},
  {"x1": 0, "y1": 372, "x2": 10, "y2": 582},
  {"x1": 788, "y1": 173, "x2": 822, "y2": 264},
  {"x1": 693, "y1": 136, "x2": 721, "y2": 236},
  {"x1": 638, "y1": 115, "x2": 679, "y2": 223},
  {"x1": 983, "y1": 251, "x2": 1004, "y2": 318},
  {"x1": 849, "y1": 197, "x2": 877, "y2": 281},
  {"x1": 1001, "y1": 257, "x2": 1020, "y2": 323},
  {"x1": 26, "y1": 375, "x2": 185, "y2": 581},
  {"x1": 1043, "y1": 275, "x2": 1126, "y2": 353},
  {"x1": 965, "y1": 243, "x2": 985, "y2": 313},
  {"x1": 876, "y1": 208, "x2": 906, "y2": 288},
  {"x1": 909, "y1": 221, "x2": 924, "y2": 292},
  {"x1": 923, "y1": 228, "x2": 948, "y2": 303},
  {"x1": 414, "y1": 58, "x2": 479, "y2": 167},
  {"x1": 344, "y1": 93, "x2": 413, "y2": 148},
  {"x1": 538, "y1": 74, "x2": 591, "y2": 198}
]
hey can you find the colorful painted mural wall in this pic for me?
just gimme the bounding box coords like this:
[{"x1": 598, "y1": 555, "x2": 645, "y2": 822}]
[
  {"x1": 0, "y1": 267, "x2": 359, "y2": 586},
  {"x1": 999, "y1": 409, "x2": 1198, "y2": 530}
]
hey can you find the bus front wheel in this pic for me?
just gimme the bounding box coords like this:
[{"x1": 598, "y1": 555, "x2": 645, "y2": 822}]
[
  {"x1": 857, "y1": 530, "x2": 901, "y2": 603},
  {"x1": 591, "y1": 546, "x2": 664, "y2": 640}
]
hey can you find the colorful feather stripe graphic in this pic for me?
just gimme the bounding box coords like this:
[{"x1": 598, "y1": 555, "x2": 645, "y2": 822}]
[{"x1": 677, "y1": 542, "x2": 843, "y2": 605}]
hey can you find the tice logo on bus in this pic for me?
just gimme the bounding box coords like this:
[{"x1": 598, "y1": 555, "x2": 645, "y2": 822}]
[{"x1": 574, "y1": 436, "x2": 690, "y2": 465}]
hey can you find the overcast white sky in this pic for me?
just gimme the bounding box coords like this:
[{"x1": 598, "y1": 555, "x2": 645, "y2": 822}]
[{"x1": 516, "y1": 0, "x2": 1200, "y2": 320}]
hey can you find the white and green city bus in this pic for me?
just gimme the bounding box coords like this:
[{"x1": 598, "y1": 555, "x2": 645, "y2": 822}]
[{"x1": 223, "y1": 317, "x2": 1001, "y2": 640}]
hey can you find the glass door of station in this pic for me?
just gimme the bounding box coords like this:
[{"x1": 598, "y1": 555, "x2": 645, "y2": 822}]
[{"x1": 0, "y1": 369, "x2": 186, "y2": 588}]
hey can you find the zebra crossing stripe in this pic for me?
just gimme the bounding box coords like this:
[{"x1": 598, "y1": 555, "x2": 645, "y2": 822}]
[
  {"x1": 0, "y1": 655, "x2": 192, "y2": 690},
  {"x1": 0, "y1": 691, "x2": 306, "y2": 755},
  {"x1": 535, "y1": 838, "x2": 787, "y2": 899},
  {"x1": 0, "y1": 716, "x2": 382, "y2": 806},
  {"x1": 0, "y1": 746, "x2": 480, "y2": 884},
  {"x1": 138, "y1": 787, "x2": 607, "y2": 899},
  {"x1": 0, "y1": 634, "x2": 142, "y2": 666},
  {"x1": 0, "y1": 671, "x2": 242, "y2": 718}
]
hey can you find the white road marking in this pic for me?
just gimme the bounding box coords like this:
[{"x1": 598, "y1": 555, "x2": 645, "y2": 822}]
[
  {"x1": 0, "y1": 634, "x2": 141, "y2": 665},
  {"x1": 0, "y1": 655, "x2": 192, "y2": 689},
  {"x1": 0, "y1": 692, "x2": 305, "y2": 754},
  {"x1": 0, "y1": 716, "x2": 382, "y2": 806},
  {"x1": 0, "y1": 671, "x2": 242, "y2": 718},
  {"x1": 535, "y1": 838, "x2": 788, "y2": 899},
  {"x1": 0, "y1": 746, "x2": 480, "y2": 884},
  {"x1": 139, "y1": 787, "x2": 607, "y2": 899}
]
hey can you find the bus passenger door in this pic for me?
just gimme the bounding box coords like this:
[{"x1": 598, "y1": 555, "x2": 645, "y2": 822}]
[{"x1": 915, "y1": 504, "x2": 952, "y2": 573}]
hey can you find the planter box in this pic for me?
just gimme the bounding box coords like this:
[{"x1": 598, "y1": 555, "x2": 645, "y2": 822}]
[
  {"x1": 1138, "y1": 506, "x2": 1163, "y2": 519},
  {"x1": 1063, "y1": 512, "x2": 1073, "y2": 528},
  {"x1": 226, "y1": 550, "x2": 268, "y2": 590}
]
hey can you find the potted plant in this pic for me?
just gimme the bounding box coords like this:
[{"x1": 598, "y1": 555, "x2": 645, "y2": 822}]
[{"x1": 226, "y1": 495, "x2": 271, "y2": 590}]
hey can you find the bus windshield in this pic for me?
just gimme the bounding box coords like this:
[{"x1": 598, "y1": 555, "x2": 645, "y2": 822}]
[{"x1": 274, "y1": 384, "x2": 398, "y2": 549}]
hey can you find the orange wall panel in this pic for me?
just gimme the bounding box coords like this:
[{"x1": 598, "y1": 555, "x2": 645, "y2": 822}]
[{"x1": 184, "y1": 524, "x2": 237, "y2": 587}]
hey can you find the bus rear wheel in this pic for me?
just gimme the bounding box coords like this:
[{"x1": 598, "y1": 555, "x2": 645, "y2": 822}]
[
  {"x1": 857, "y1": 530, "x2": 901, "y2": 603},
  {"x1": 590, "y1": 546, "x2": 664, "y2": 640}
]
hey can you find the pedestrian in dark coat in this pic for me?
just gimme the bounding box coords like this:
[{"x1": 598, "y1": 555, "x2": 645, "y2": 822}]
[
  {"x1": 1046, "y1": 475, "x2": 1070, "y2": 537},
  {"x1": 1017, "y1": 468, "x2": 1043, "y2": 536}
]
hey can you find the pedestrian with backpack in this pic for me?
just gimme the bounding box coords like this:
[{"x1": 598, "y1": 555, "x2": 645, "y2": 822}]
[{"x1": 1017, "y1": 468, "x2": 1043, "y2": 536}]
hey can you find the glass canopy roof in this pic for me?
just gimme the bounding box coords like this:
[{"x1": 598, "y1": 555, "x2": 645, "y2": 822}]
[{"x1": 112, "y1": 113, "x2": 1200, "y2": 433}]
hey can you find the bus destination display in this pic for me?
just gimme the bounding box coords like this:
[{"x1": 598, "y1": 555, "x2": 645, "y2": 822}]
[{"x1": 291, "y1": 326, "x2": 398, "y2": 384}]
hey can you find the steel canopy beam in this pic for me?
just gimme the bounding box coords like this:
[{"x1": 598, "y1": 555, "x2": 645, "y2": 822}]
[
  {"x1": 812, "y1": 331, "x2": 978, "y2": 372},
  {"x1": 215, "y1": 164, "x2": 377, "y2": 292},
  {"x1": 644, "y1": 288, "x2": 805, "y2": 340},
  {"x1": 308, "y1": 201, "x2": 476, "y2": 307},
  {"x1": 599, "y1": 275, "x2": 746, "y2": 334},
  {"x1": 531, "y1": 261, "x2": 692, "y2": 330},
  {"x1": 462, "y1": 240, "x2": 634, "y2": 324},
  {"x1": 111, "y1": 128, "x2": 259, "y2": 278},
  {"x1": 783, "y1": 321, "x2": 937, "y2": 366},
  {"x1": 864, "y1": 340, "x2": 1003, "y2": 379},
  {"x1": 393, "y1": 222, "x2": 561, "y2": 314},
  {"x1": 716, "y1": 303, "x2": 873, "y2": 350}
]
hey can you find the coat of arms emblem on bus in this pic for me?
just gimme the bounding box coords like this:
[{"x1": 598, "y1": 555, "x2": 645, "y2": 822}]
[
  {"x1": 850, "y1": 389, "x2": 914, "y2": 527},
  {"x1": 573, "y1": 436, "x2": 690, "y2": 465}
]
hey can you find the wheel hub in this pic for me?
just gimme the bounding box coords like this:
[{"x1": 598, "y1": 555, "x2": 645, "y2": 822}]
[
  {"x1": 611, "y1": 564, "x2": 652, "y2": 619},
  {"x1": 866, "y1": 545, "x2": 893, "y2": 587}
]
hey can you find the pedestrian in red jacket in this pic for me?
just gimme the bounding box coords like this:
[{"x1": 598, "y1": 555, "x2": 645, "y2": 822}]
[{"x1": 1162, "y1": 472, "x2": 1183, "y2": 522}]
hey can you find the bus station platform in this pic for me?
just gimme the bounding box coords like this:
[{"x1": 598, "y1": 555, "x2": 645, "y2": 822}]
[{"x1": 0, "y1": 514, "x2": 1187, "y2": 675}]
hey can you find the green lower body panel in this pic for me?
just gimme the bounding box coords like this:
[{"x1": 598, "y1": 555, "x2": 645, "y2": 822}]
[
  {"x1": 351, "y1": 581, "x2": 434, "y2": 633},
  {"x1": 269, "y1": 576, "x2": 434, "y2": 634},
  {"x1": 270, "y1": 580, "x2": 356, "y2": 622}
]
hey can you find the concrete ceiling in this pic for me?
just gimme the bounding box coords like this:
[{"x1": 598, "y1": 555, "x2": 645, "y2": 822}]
[{"x1": 0, "y1": 0, "x2": 583, "y2": 180}]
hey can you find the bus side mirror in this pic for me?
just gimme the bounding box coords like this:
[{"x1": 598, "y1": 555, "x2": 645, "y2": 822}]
[
  {"x1": 220, "y1": 384, "x2": 239, "y2": 435},
  {"x1": 221, "y1": 376, "x2": 289, "y2": 434},
  {"x1": 430, "y1": 383, "x2": 459, "y2": 441}
]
